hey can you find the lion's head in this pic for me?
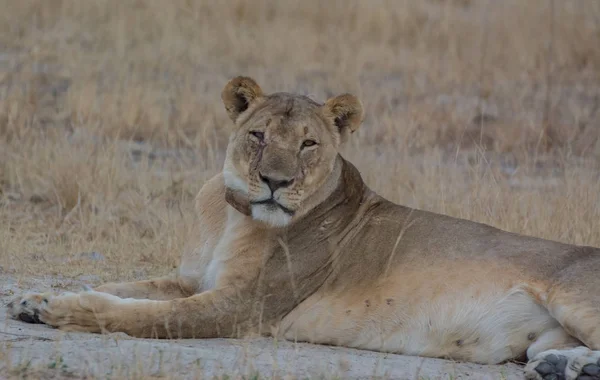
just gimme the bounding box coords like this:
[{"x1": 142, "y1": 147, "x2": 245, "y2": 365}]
[{"x1": 221, "y1": 76, "x2": 363, "y2": 227}]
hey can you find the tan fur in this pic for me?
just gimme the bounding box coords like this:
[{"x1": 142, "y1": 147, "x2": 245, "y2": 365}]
[{"x1": 7, "y1": 77, "x2": 600, "y2": 378}]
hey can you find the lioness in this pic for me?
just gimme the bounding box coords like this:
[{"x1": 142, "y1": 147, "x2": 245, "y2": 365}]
[{"x1": 7, "y1": 77, "x2": 600, "y2": 380}]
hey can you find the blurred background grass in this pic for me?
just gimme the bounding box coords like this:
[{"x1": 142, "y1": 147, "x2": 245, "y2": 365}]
[{"x1": 0, "y1": 0, "x2": 598, "y2": 285}]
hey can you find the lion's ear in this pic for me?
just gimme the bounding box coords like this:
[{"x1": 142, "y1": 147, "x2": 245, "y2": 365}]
[
  {"x1": 221, "y1": 76, "x2": 264, "y2": 122},
  {"x1": 323, "y1": 94, "x2": 364, "y2": 141}
]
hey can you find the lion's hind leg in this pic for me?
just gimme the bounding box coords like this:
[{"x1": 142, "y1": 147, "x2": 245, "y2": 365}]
[
  {"x1": 525, "y1": 252, "x2": 600, "y2": 380},
  {"x1": 526, "y1": 300, "x2": 600, "y2": 380},
  {"x1": 525, "y1": 346, "x2": 600, "y2": 380},
  {"x1": 524, "y1": 312, "x2": 600, "y2": 380}
]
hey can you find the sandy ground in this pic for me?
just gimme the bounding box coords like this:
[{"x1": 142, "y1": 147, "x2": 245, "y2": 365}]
[{"x1": 0, "y1": 276, "x2": 525, "y2": 379}]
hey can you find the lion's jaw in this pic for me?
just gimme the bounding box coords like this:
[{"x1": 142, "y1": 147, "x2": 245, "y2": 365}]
[{"x1": 222, "y1": 148, "x2": 342, "y2": 229}]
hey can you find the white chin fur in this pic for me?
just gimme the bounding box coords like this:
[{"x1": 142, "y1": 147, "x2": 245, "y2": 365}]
[
  {"x1": 251, "y1": 204, "x2": 292, "y2": 227},
  {"x1": 223, "y1": 169, "x2": 248, "y2": 194}
]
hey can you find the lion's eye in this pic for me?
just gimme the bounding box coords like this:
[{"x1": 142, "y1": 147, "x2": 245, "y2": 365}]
[
  {"x1": 249, "y1": 131, "x2": 264, "y2": 141},
  {"x1": 301, "y1": 140, "x2": 317, "y2": 149}
]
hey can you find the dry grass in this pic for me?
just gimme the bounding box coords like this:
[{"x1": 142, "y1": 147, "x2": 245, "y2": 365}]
[{"x1": 0, "y1": 0, "x2": 599, "y2": 293}]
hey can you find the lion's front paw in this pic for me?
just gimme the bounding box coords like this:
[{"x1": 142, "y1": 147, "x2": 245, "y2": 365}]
[
  {"x1": 6, "y1": 290, "x2": 121, "y2": 333},
  {"x1": 525, "y1": 346, "x2": 600, "y2": 380},
  {"x1": 6, "y1": 292, "x2": 54, "y2": 324}
]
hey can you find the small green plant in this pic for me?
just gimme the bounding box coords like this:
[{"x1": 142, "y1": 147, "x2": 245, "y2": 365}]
[{"x1": 47, "y1": 354, "x2": 67, "y2": 370}]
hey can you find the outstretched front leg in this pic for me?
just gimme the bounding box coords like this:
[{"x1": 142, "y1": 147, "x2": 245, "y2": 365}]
[
  {"x1": 93, "y1": 274, "x2": 197, "y2": 300},
  {"x1": 7, "y1": 290, "x2": 109, "y2": 333},
  {"x1": 7, "y1": 286, "x2": 256, "y2": 338},
  {"x1": 6, "y1": 274, "x2": 198, "y2": 328}
]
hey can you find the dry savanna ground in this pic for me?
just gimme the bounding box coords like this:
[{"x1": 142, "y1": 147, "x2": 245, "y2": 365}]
[{"x1": 0, "y1": 0, "x2": 599, "y2": 378}]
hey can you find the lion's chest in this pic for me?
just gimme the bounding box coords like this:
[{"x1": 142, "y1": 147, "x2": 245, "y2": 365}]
[
  {"x1": 199, "y1": 206, "x2": 272, "y2": 292},
  {"x1": 200, "y1": 219, "x2": 243, "y2": 291},
  {"x1": 179, "y1": 224, "x2": 233, "y2": 292},
  {"x1": 202, "y1": 253, "x2": 222, "y2": 290}
]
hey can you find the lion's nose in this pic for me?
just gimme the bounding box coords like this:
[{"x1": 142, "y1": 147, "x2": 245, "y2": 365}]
[{"x1": 259, "y1": 172, "x2": 294, "y2": 193}]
